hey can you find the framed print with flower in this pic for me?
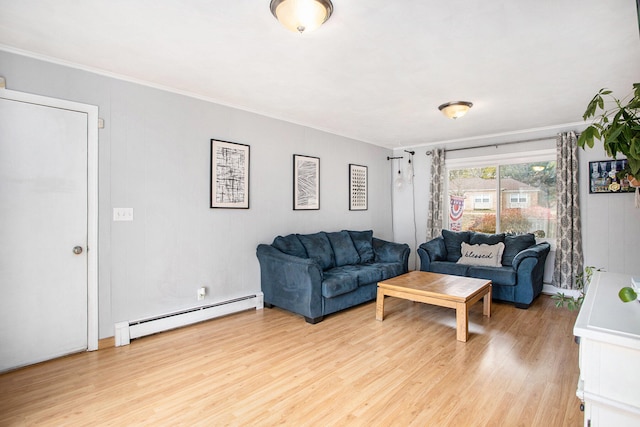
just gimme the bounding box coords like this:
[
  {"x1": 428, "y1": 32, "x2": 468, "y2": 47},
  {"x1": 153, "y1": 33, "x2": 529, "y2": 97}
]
[
  {"x1": 293, "y1": 154, "x2": 320, "y2": 210},
  {"x1": 210, "y1": 139, "x2": 250, "y2": 208},
  {"x1": 349, "y1": 164, "x2": 368, "y2": 210}
]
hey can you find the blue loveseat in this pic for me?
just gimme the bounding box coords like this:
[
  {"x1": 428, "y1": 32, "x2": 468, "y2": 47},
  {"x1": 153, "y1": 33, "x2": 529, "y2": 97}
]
[
  {"x1": 257, "y1": 230, "x2": 410, "y2": 323},
  {"x1": 418, "y1": 230, "x2": 550, "y2": 309}
]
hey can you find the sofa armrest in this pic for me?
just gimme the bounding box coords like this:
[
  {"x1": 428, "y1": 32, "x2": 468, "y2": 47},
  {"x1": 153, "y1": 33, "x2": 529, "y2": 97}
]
[
  {"x1": 511, "y1": 242, "x2": 551, "y2": 306},
  {"x1": 511, "y1": 242, "x2": 551, "y2": 271},
  {"x1": 417, "y1": 237, "x2": 446, "y2": 271},
  {"x1": 256, "y1": 244, "x2": 324, "y2": 320},
  {"x1": 372, "y1": 238, "x2": 410, "y2": 272}
]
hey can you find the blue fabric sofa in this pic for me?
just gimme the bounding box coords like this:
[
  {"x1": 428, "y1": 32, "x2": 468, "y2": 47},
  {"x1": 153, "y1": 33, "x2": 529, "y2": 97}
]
[
  {"x1": 417, "y1": 230, "x2": 550, "y2": 309},
  {"x1": 257, "y1": 230, "x2": 410, "y2": 323}
]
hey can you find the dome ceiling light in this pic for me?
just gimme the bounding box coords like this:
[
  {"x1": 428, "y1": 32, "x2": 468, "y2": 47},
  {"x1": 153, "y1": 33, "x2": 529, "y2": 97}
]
[
  {"x1": 270, "y1": 0, "x2": 333, "y2": 34},
  {"x1": 438, "y1": 101, "x2": 473, "y2": 119}
]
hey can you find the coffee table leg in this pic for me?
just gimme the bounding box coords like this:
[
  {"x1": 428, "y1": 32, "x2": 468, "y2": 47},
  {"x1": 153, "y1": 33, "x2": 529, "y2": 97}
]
[
  {"x1": 483, "y1": 288, "x2": 491, "y2": 317},
  {"x1": 456, "y1": 302, "x2": 469, "y2": 342},
  {"x1": 376, "y1": 288, "x2": 385, "y2": 321}
]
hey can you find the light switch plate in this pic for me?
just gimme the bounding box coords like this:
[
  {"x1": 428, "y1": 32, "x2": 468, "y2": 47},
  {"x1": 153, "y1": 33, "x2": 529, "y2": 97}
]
[{"x1": 113, "y1": 208, "x2": 134, "y2": 221}]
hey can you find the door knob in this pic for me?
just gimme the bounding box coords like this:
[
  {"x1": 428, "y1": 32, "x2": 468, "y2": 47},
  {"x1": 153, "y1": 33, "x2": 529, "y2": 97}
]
[{"x1": 73, "y1": 246, "x2": 83, "y2": 255}]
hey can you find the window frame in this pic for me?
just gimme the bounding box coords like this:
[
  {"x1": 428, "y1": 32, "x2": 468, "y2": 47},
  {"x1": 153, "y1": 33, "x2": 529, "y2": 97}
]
[{"x1": 444, "y1": 149, "x2": 556, "y2": 247}]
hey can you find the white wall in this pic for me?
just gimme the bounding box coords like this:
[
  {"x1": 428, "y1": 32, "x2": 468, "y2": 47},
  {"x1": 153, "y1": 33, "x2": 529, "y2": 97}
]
[
  {"x1": 0, "y1": 50, "x2": 394, "y2": 338},
  {"x1": 393, "y1": 131, "x2": 640, "y2": 281},
  {"x1": 579, "y1": 144, "x2": 640, "y2": 274}
]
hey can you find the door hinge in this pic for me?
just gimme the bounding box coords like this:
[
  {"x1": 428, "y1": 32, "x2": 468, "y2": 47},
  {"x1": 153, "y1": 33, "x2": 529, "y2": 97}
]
[{"x1": 98, "y1": 118, "x2": 105, "y2": 129}]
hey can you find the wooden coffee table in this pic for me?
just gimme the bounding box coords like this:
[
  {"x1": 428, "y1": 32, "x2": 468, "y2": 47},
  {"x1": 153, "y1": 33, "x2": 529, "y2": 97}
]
[{"x1": 376, "y1": 271, "x2": 492, "y2": 342}]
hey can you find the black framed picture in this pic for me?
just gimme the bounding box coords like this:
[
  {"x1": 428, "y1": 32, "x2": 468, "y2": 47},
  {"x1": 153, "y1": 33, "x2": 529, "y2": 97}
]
[
  {"x1": 210, "y1": 139, "x2": 250, "y2": 208},
  {"x1": 293, "y1": 154, "x2": 320, "y2": 210},
  {"x1": 349, "y1": 164, "x2": 368, "y2": 210},
  {"x1": 589, "y1": 159, "x2": 635, "y2": 193}
]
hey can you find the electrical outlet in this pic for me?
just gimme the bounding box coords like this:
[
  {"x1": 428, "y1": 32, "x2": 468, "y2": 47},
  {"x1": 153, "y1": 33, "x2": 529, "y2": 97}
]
[
  {"x1": 113, "y1": 208, "x2": 134, "y2": 221},
  {"x1": 197, "y1": 287, "x2": 206, "y2": 301}
]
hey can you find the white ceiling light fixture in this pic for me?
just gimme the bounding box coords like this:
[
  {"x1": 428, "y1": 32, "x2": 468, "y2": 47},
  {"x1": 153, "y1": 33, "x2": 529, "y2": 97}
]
[
  {"x1": 438, "y1": 101, "x2": 473, "y2": 119},
  {"x1": 270, "y1": 0, "x2": 333, "y2": 34}
]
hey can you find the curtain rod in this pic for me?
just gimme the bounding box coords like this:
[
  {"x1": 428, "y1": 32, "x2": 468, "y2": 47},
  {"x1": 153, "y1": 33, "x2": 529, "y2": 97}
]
[{"x1": 425, "y1": 135, "x2": 556, "y2": 155}]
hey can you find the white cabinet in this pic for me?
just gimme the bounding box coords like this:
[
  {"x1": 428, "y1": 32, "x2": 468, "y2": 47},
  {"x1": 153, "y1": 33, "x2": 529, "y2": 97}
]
[{"x1": 574, "y1": 271, "x2": 640, "y2": 426}]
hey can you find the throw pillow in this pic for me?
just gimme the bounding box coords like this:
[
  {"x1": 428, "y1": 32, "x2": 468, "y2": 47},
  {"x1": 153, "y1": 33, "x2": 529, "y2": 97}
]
[
  {"x1": 457, "y1": 242, "x2": 505, "y2": 267},
  {"x1": 272, "y1": 234, "x2": 307, "y2": 258},
  {"x1": 442, "y1": 230, "x2": 471, "y2": 262},
  {"x1": 297, "y1": 232, "x2": 336, "y2": 270},
  {"x1": 469, "y1": 232, "x2": 505, "y2": 246},
  {"x1": 326, "y1": 231, "x2": 360, "y2": 266},
  {"x1": 502, "y1": 233, "x2": 536, "y2": 266},
  {"x1": 344, "y1": 230, "x2": 375, "y2": 263}
]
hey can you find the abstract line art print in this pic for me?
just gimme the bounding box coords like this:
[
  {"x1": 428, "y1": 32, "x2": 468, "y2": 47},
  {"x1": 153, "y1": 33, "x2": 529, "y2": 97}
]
[
  {"x1": 293, "y1": 154, "x2": 320, "y2": 210},
  {"x1": 210, "y1": 139, "x2": 250, "y2": 209},
  {"x1": 349, "y1": 164, "x2": 367, "y2": 210}
]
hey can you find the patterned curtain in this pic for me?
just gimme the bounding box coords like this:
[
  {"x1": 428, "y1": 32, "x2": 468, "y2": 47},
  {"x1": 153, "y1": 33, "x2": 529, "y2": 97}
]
[
  {"x1": 426, "y1": 148, "x2": 445, "y2": 240},
  {"x1": 553, "y1": 131, "x2": 583, "y2": 289}
]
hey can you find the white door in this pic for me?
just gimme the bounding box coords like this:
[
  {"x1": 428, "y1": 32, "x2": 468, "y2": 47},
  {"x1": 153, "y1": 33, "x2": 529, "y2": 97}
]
[{"x1": 0, "y1": 90, "x2": 98, "y2": 372}]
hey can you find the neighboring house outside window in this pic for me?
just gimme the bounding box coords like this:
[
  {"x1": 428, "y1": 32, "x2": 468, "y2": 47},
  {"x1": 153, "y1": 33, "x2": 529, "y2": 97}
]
[{"x1": 446, "y1": 155, "x2": 556, "y2": 240}]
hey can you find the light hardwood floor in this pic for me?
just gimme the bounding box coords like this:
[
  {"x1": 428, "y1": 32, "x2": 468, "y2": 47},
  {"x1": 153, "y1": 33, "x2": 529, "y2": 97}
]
[{"x1": 0, "y1": 295, "x2": 582, "y2": 426}]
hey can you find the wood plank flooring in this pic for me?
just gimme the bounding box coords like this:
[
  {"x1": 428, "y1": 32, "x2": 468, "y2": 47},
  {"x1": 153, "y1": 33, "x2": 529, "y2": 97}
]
[{"x1": 0, "y1": 295, "x2": 583, "y2": 426}]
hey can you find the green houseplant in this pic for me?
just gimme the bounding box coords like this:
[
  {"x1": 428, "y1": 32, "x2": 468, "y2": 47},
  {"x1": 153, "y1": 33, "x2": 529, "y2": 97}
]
[
  {"x1": 552, "y1": 266, "x2": 598, "y2": 311},
  {"x1": 578, "y1": 83, "x2": 640, "y2": 179},
  {"x1": 578, "y1": 83, "x2": 640, "y2": 302}
]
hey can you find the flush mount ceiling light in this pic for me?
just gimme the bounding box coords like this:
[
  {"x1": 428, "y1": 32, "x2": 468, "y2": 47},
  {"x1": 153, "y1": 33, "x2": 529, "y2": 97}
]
[
  {"x1": 270, "y1": 0, "x2": 333, "y2": 34},
  {"x1": 438, "y1": 101, "x2": 473, "y2": 119}
]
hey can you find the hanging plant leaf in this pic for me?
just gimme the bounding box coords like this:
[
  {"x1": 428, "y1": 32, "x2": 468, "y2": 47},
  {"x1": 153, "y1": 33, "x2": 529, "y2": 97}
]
[{"x1": 579, "y1": 83, "x2": 640, "y2": 180}]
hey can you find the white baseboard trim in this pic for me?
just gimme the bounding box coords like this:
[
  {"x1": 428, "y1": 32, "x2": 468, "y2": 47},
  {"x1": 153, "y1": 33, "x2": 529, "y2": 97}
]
[{"x1": 542, "y1": 283, "x2": 581, "y2": 298}]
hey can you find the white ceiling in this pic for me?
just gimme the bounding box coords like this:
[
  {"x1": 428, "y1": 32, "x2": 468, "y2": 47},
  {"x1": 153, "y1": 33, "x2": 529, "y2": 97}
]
[{"x1": 1, "y1": 0, "x2": 639, "y2": 149}]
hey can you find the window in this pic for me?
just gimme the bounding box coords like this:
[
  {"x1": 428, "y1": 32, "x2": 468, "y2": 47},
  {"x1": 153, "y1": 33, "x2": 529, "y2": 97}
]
[
  {"x1": 508, "y1": 193, "x2": 529, "y2": 208},
  {"x1": 447, "y1": 159, "x2": 556, "y2": 239},
  {"x1": 473, "y1": 194, "x2": 492, "y2": 210}
]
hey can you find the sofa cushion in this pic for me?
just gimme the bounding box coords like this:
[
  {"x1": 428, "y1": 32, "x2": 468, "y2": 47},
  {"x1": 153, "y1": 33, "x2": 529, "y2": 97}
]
[
  {"x1": 442, "y1": 230, "x2": 471, "y2": 262},
  {"x1": 335, "y1": 264, "x2": 382, "y2": 285},
  {"x1": 469, "y1": 232, "x2": 505, "y2": 246},
  {"x1": 298, "y1": 232, "x2": 335, "y2": 270},
  {"x1": 430, "y1": 261, "x2": 470, "y2": 277},
  {"x1": 326, "y1": 231, "x2": 360, "y2": 266},
  {"x1": 368, "y1": 262, "x2": 405, "y2": 280},
  {"x1": 322, "y1": 269, "x2": 358, "y2": 298},
  {"x1": 345, "y1": 230, "x2": 375, "y2": 263},
  {"x1": 272, "y1": 234, "x2": 307, "y2": 258},
  {"x1": 457, "y1": 242, "x2": 505, "y2": 267},
  {"x1": 502, "y1": 233, "x2": 536, "y2": 266},
  {"x1": 467, "y1": 266, "x2": 517, "y2": 287}
]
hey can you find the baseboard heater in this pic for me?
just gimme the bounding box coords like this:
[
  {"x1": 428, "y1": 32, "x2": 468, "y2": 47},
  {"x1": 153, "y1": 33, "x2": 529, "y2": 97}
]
[{"x1": 114, "y1": 292, "x2": 263, "y2": 347}]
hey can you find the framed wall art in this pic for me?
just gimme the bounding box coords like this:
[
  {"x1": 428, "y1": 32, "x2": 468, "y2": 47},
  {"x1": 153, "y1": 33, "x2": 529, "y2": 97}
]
[
  {"x1": 210, "y1": 139, "x2": 250, "y2": 208},
  {"x1": 589, "y1": 159, "x2": 635, "y2": 194},
  {"x1": 293, "y1": 154, "x2": 320, "y2": 210},
  {"x1": 349, "y1": 164, "x2": 368, "y2": 210}
]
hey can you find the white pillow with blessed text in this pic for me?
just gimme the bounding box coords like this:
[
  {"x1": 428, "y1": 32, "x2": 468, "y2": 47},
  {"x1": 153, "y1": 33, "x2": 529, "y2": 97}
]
[{"x1": 456, "y1": 242, "x2": 505, "y2": 267}]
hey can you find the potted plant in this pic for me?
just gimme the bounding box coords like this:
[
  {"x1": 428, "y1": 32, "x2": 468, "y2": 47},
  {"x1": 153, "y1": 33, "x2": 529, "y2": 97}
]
[
  {"x1": 578, "y1": 84, "x2": 640, "y2": 300},
  {"x1": 578, "y1": 83, "x2": 640, "y2": 179},
  {"x1": 552, "y1": 266, "x2": 598, "y2": 311}
]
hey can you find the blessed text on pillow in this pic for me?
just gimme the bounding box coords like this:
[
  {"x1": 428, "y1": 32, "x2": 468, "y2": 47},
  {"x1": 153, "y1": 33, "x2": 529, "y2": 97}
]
[{"x1": 456, "y1": 242, "x2": 505, "y2": 267}]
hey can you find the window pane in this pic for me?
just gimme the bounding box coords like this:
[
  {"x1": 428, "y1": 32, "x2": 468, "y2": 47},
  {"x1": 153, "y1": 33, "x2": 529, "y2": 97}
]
[
  {"x1": 448, "y1": 167, "x2": 497, "y2": 233},
  {"x1": 499, "y1": 161, "x2": 556, "y2": 238}
]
